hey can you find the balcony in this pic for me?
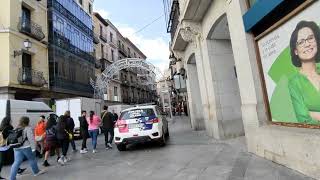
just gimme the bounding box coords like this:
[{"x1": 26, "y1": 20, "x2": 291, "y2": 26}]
[
  {"x1": 167, "y1": 0, "x2": 180, "y2": 40},
  {"x1": 18, "y1": 18, "x2": 45, "y2": 41},
  {"x1": 93, "y1": 33, "x2": 100, "y2": 44},
  {"x1": 18, "y1": 67, "x2": 47, "y2": 87},
  {"x1": 118, "y1": 48, "x2": 127, "y2": 57},
  {"x1": 100, "y1": 34, "x2": 108, "y2": 43}
]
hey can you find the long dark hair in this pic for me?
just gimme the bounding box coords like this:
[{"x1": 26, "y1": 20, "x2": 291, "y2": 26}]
[
  {"x1": 57, "y1": 115, "x2": 66, "y2": 129},
  {"x1": 89, "y1": 111, "x2": 94, "y2": 123},
  {"x1": 290, "y1": 21, "x2": 320, "y2": 67},
  {"x1": 0, "y1": 117, "x2": 12, "y2": 131},
  {"x1": 46, "y1": 115, "x2": 57, "y2": 130}
]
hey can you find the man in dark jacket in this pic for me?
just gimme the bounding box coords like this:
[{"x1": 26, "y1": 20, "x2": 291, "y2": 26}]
[
  {"x1": 79, "y1": 111, "x2": 89, "y2": 154},
  {"x1": 112, "y1": 110, "x2": 118, "y2": 123},
  {"x1": 101, "y1": 106, "x2": 114, "y2": 149},
  {"x1": 64, "y1": 111, "x2": 77, "y2": 152}
]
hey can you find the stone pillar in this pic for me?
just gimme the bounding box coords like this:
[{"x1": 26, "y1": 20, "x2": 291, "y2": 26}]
[
  {"x1": 186, "y1": 61, "x2": 205, "y2": 130},
  {"x1": 179, "y1": 21, "x2": 220, "y2": 138},
  {"x1": 226, "y1": 0, "x2": 265, "y2": 150}
]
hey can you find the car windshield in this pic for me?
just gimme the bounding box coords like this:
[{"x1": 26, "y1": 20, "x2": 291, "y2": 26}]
[{"x1": 120, "y1": 108, "x2": 155, "y2": 120}]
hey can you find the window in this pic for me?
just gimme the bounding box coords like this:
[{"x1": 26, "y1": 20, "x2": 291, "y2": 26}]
[
  {"x1": 101, "y1": 44, "x2": 104, "y2": 58},
  {"x1": 134, "y1": 53, "x2": 136, "y2": 58},
  {"x1": 100, "y1": 25, "x2": 103, "y2": 36},
  {"x1": 110, "y1": 33, "x2": 113, "y2": 42},
  {"x1": 89, "y1": 3, "x2": 92, "y2": 14},
  {"x1": 79, "y1": 0, "x2": 83, "y2": 5},
  {"x1": 128, "y1": 48, "x2": 131, "y2": 56},
  {"x1": 21, "y1": 6, "x2": 31, "y2": 33},
  {"x1": 114, "y1": 87, "x2": 118, "y2": 96},
  {"x1": 111, "y1": 49, "x2": 114, "y2": 61},
  {"x1": 118, "y1": 40, "x2": 121, "y2": 47}
]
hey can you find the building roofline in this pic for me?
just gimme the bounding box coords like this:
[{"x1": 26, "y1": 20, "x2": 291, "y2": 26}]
[
  {"x1": 125, "y1": 37, "x2": 147, "y2": 59},
  {"x1": 93, "y1": 12, "x2": 109, "y2": 27}
]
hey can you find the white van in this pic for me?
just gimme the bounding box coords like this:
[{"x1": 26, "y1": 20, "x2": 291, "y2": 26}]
[
  {"x1": 55, "y1": 97, "x2": 103, "y2": 137},
  {"x1": 0, "y1": 99, "x2": 54, "y2": 128}
]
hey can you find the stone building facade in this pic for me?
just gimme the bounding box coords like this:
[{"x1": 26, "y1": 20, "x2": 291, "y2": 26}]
[{"x1": 168, "y1": 0, "x2": 320, "y2": 178}]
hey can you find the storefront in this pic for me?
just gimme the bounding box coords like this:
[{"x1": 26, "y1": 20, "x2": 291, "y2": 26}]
[{"x1": 242, "y1": 0, "x2": 320, "y2": 178}]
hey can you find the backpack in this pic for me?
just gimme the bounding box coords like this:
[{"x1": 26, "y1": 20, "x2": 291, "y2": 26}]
[{"x1": 7, "y1": 128, "x2": 27, "y2": 148}]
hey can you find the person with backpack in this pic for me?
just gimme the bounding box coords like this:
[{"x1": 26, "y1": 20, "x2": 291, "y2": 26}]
[
  {"x1": 0, "y1": 117, "x2": 26, "y2": 179},
  {"x1": 56, "y1": 115, "x2": 70, "y2": 164},
  {"x1": 87, "y1": 111, "x2": 101, "y2": 153},
  {"x1": 79, "y1": 111, "x2": 89, "y2": 154},
  {"x1": 64, "y1": 111, "x2": 77, "y2": 152},
  {"x1": 9, "y1": 116, "x2": 45, "y2": 180},
  {"x1": 101, "y1": 106, "x2": 114, "y2": 150},
  {"x1": 34, "y1": 115, "x2": 46, "y2": 158},
  {"x1": 43, "y1": 116, "x2": 61, "y2": 167}
]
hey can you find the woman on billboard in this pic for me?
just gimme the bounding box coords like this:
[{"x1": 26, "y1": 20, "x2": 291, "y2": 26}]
[{"x1": 288, "y1": 20, "x2": 320, "y2": 124}]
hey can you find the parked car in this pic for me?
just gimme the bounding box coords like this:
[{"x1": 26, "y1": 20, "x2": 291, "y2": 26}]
[{"x1": 114, "y1": 105, "x2": 169, "y2": 151}]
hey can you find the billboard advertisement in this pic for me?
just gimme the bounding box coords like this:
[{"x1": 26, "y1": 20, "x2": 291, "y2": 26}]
[{"x1": 257, "y1": 2, "x2": 320, "y2": 125}]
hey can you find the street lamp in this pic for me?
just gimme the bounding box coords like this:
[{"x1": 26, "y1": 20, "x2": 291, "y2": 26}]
[{"x1": 14, "y1": 39, "x2": 32, "y2": 58}]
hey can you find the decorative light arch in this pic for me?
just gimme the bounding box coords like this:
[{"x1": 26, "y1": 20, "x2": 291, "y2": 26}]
[{"x1": 90, "y1": 58, "x2": 163, "y2": 99}]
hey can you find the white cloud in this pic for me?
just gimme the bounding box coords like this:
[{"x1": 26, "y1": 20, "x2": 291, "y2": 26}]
[
  {"x1": 94, "y1": 8, "x2": 110, "y2": 19},
  {"x1": 117, "y1": 25, "x2": 170, "y2": 74}
]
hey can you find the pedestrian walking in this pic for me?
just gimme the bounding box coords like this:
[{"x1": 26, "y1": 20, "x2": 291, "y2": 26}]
[
  {"x1": 87, "y1": 111, "x2": 101, "y2": 153},
  {"x1": 0, "y1": 117, "x2": 26, "y2": 179},
  {"x1": 34, "y1": 115, "x2": 46, "y2": 157},
  {"x1": 56, "y1": 115, "x2": 70, "y2": 164},
  {"x1": 9, "y1": 116, "x2": 45, "y2": 180},
  {"x1": 43, "y1": 116, "x2": 61, "y2": 167},
  {"x1": 64, "y1": 111, "x2": 77, "y2": 152},
  {"x1": 101, "y1": 106, "x2": 114, "y2": 150},
  {"x1": 79, "y1": 111, "x2": 89, "y2": 154}
]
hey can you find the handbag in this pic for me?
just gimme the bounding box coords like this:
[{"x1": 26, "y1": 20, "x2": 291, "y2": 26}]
[
  {"x1": 35, "y1": 134, "x2": 45, "y2": 142},
  {"x1": 64, "y1": 130, "x2": 73, "y2": 141}
]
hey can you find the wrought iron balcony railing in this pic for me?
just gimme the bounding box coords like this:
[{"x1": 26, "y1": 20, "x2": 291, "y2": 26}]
[
  {"x1": 18, "y1": 18, "x2": 45, "y2": 41},
  {"x1": 18, "y1": 67, "x2": 47, "y2": 87},
  {"x1": 93, "y1": 33, "x2": 100, "y2": 44},
  {"x1": 100, "y1": 34, "x2": 108, "y2": 43},
  {"x1": 118, "y1": 47, "x2": 127, "y2": 57},
  {"x1": 167, "y1": 0, "x2": 180, "y2": 41}
]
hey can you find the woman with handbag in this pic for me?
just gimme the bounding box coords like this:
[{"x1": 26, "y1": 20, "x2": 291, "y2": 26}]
[
  {"x1": 87, "y1": 111, "x2": 101, "y2": 153},
  {"x1": 34, "y1": 116, "x2": 46, "y2": 157}
]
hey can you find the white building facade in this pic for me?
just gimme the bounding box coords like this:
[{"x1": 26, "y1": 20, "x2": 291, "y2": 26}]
[{"x1": 168, "y1": 0, "x2": 320, "y2": 178}]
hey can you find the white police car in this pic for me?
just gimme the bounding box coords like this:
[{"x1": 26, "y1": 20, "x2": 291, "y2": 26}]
[{"x1": 114, "y1": 105, "x2": 169, "y2": 151}]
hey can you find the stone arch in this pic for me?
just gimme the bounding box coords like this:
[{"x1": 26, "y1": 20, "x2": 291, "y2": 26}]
[
  {"x1": 186, "y1": 53, "x2": 205, "y2": 130},
  {"x1": 203, "y1": 12, "x2": 245, "y2": 138}
]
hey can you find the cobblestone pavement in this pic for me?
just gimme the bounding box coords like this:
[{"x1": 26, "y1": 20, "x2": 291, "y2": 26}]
[{"x1": 2, "y1": 116, "x2": 314, "y2": 180}]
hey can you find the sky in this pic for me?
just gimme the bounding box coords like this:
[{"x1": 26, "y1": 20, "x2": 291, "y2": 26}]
[{"x1": 94, "y1": 0, "x2": 171, "y2": 73}]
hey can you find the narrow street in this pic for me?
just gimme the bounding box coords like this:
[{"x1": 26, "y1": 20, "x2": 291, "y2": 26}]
[{"x1": 3, "y1": 116, "x2": 313, "y2": 180}]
